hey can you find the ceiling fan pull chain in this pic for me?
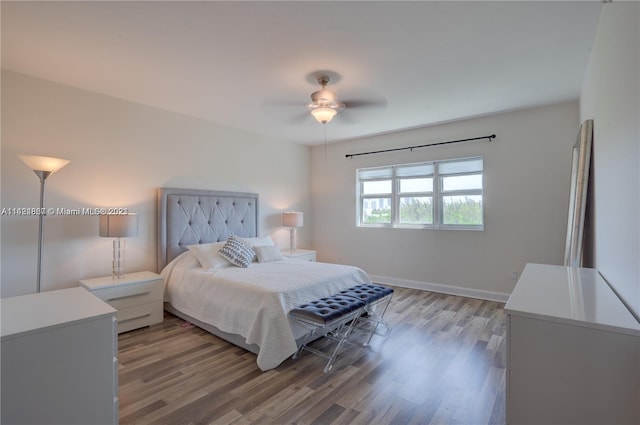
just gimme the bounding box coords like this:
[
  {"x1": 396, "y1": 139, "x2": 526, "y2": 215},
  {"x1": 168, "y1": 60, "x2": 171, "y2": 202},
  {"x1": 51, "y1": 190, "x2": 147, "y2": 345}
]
[{"x1": 323, "y1": 123, "x2": 328, "y2": 160}]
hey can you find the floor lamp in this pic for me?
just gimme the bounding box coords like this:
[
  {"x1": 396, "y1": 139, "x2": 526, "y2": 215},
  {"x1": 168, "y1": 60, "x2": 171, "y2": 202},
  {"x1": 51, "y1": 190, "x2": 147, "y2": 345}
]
[{"x1": 18, "y1": 154, "x2": 70, "y2": 293}]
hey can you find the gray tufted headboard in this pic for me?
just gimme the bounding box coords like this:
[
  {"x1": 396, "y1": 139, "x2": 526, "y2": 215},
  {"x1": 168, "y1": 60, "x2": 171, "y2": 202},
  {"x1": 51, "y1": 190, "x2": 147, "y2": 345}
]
[{"x1": 157, "y1": 188, "x2": 259, "y2": 272}]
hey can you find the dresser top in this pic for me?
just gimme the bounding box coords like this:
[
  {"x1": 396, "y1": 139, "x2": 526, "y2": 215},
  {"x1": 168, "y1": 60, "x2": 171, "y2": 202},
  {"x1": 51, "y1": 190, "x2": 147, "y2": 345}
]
[
  {"x1": 1, "y1": 287, "x2": 116, "y2": 339},
  {"x1": 505, "y1": 263, "x2": 640, "y2": 336},
  {"x1": 80, "y1": 270, "x2": 161, "y2": 290},
  {"x1": 281, "y1": 248, "x2": 315, "y2": 257}
]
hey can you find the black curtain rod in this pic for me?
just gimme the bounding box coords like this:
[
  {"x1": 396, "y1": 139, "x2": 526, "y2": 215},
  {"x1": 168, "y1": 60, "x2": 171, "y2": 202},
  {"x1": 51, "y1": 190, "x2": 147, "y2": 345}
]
[{"x1": 345, "y1": 134, "x2": 496, "y2": 159}]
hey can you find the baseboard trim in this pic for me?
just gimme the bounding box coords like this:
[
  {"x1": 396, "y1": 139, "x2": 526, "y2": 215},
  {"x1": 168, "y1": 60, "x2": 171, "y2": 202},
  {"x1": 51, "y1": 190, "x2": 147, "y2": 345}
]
[{"x1": 369, "y1": 274, "x2": 511, "y2": 303}]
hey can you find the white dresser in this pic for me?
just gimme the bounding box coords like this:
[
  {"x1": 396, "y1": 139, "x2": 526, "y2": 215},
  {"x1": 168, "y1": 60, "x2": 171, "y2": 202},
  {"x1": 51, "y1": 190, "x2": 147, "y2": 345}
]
[
  {"x1": 1, "y1": 287, "x2": 118, "y2": 425},
  {"x1": 505, "y1": 263, "x2": 640, "y2": 425},
  {"x1": 80, "y1": 271, "x2": 163, "y2": 333}
]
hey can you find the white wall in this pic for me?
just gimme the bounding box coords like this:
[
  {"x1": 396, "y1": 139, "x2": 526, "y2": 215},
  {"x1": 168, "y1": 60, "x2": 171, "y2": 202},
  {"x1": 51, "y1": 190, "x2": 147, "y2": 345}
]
[
  {"x1": 311, "y1": 102, "x2": 578, "y2": 300},
  {"x1": 580, "y1": 2, "x2": 640, "y2": 319},
  {"x1": 1, "y1": 71, "x2": 311, "y2": 297}
]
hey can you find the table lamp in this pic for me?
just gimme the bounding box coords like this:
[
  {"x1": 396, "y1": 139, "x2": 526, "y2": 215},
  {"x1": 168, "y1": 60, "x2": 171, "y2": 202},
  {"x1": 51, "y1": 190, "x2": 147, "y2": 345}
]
[
  {"x1": 282, "y1": 211, "x2": 303, "y2": 252},
  {"x1": 99, "y1": 213, "x2": 138, "y2": 279}
]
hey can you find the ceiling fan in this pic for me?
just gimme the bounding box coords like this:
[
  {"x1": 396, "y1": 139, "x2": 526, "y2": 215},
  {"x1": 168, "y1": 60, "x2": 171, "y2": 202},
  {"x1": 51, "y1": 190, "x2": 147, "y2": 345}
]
[
  {"x1": 308, "y1": 75, "x2": 344, "y2": 124},
  {"x1": 304, "y1": 73, "x2": 387, "y2": 125}
]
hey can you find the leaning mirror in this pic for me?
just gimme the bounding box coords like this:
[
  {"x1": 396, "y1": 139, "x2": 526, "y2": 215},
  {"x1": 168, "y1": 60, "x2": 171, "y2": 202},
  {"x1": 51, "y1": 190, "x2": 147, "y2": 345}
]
[{"x1": 564, "y1": 119, "x2": 593, "y2": 267}]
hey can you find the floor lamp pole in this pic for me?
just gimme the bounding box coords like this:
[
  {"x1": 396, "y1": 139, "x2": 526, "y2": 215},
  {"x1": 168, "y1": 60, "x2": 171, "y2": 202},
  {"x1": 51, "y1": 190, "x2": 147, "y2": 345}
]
[
  {"x1": 34, "y1": 170, "x2": 51, "y2": 293},
  {"x1": 18, "y1": 154, "x2": 70, "y2": 293}
]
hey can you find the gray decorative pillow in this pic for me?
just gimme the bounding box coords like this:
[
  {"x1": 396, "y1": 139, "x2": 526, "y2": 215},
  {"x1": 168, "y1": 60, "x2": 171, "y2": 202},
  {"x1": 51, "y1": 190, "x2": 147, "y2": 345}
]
[
  {"x1": 219, "y1": 235, "x2": 255, "y2": 268},
  {"x1": 254, "y1": 245, "x2": 284, "y2": 263}
]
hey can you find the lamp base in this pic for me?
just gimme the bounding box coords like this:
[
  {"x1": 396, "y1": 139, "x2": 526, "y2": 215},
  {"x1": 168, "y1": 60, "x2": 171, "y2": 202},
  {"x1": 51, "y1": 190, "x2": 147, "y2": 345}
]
[
  {"x1": 112, "y1": 238, "x2": 126, "y2": 279},
  {"x1": 289, "y1": 227, "x2": 297, "y2": 253}
]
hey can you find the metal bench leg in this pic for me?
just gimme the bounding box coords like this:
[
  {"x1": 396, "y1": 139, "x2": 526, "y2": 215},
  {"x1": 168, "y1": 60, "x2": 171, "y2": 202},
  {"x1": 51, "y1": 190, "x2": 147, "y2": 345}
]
[
  {"x1": 289, "y1": 294, "x2": 367, "y2": 372},
  {"x1": 291, "y1": 309, "x2": 363, "y2": 373},
  {"x1": 322, "y1": 310, "x2": 362, "y2": 372},
  {"x1": 360, "y1": 295, "x2": 393, "y2": 347}
]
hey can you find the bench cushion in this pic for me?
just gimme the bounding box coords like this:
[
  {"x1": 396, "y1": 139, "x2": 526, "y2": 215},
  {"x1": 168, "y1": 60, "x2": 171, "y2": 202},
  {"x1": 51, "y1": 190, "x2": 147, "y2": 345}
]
[
  {"x1": 289, "y1": 295, "x2": 365, "y2": 326},
  {"x1": 339, "y1": 284, "x2": 394, "y2": 304}
]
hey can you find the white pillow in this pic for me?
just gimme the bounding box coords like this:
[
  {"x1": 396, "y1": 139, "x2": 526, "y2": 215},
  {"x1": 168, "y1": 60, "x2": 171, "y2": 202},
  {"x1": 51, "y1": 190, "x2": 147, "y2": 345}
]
[
  {"x1": 219, "y1": 236, "x2": 255, "y2": 268},
  {"x1": 238, "y1": 236, "x2": 276, "y2": 262},
  {"x1": 254, "y1": 245, "x2": 284, "y2": 263},
  {"x1": 238, "y1": 236, "x2": 275, "y2": 248},
  {"x1": 187, "y1": 242, "x2": 230, "y2": 271}
]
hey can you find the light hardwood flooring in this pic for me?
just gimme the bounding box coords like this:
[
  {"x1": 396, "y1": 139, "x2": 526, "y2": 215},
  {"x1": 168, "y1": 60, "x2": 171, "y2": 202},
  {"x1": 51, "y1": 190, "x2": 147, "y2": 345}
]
[{"x1": 118, "y1": 287, "x2": 506, "y2": 425}]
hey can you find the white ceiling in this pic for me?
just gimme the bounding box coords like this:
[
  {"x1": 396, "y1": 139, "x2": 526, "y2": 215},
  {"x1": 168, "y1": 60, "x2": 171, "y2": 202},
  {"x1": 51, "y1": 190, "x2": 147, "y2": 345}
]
[{"x1": 1, "y1": 1, "x2": 602, "y2": 145}]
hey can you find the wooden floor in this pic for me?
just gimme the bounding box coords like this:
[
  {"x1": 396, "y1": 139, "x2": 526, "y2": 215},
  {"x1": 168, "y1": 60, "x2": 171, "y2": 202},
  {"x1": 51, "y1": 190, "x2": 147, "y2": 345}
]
[{"x1": 118, "y1": 287, "x2": 506, "y2": 425}]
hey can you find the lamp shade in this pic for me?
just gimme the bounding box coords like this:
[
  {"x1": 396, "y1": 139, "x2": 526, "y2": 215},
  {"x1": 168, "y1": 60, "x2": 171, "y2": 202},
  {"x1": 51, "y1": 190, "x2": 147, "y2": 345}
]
[
  {"x1": 99, "y1": 214, "x2": 138, "y2": 238},
  {"x1": 310, "y1": 107, "x2": 337, "y2": 124},
  {"x1": 282, "y1": 211, "x2": 303, "y2": 228},
  {"x1": 18, "y1": 155, "x2": 70, "y2": 173}
]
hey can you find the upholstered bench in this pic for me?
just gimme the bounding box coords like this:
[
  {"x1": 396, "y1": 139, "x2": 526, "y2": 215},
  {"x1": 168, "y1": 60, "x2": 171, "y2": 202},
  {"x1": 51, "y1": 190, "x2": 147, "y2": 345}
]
[
  {"x1": 339, "y1": 283, "x2": 394, "y2": 304},
  {"x1": 339, "y1": 284, "x2": 394, "y2": 346},
  {"x1": 289, "y1": 285, "x2": 394, "y2": 372},
  {"x1": 289, "y1": 294, "x2": 366, "y2": 373}
]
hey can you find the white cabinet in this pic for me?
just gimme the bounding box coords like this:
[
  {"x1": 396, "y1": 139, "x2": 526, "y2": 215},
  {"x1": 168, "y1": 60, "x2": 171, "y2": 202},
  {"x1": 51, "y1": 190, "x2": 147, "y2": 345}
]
[
  {"x1": 281, "y1": 249, "x2": 317, "y2": 262},
  {"x1": 1, "y1": 287, "x2": 118, "y2": 425},
  {"x1": 80, "y1": 271, "x2": 163, "y2": 333},
  {"x1": 505, "y1": 263, "x2": 640, "y2": 425}
]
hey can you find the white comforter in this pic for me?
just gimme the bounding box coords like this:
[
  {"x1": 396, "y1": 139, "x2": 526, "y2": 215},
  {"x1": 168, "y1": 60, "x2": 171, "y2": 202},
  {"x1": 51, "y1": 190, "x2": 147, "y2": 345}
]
[{"x1": 161, "y1": 252, "x2": 371, "y2": 370}]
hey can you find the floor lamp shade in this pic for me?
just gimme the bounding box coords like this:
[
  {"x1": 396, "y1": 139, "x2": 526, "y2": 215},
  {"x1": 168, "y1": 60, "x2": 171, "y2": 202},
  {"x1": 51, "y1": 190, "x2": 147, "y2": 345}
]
[
  {"x1": 18, "y1": 155, "x2": 70, "y2": 174},
  {"x1": 18, "y1": 154, "x2": 70, "y2": 293},
  {"x1": 100, "y1": 214, "x2": 138, "y2": 279},
  {"x1": 282, "y1": 211, "x2": 303, "y2": 251}
]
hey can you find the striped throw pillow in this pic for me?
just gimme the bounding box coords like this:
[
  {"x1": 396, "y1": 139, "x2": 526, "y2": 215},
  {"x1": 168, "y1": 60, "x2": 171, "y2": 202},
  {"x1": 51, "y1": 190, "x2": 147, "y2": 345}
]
[{"x1": 219, "y1": 235, "x2": 255, "y2": 268}]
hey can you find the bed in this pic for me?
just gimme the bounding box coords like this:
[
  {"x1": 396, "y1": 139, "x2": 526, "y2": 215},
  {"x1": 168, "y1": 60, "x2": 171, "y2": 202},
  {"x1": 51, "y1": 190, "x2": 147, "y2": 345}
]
[{"x1": 157, "y1": 188, "x2": 372, "y2": 370}]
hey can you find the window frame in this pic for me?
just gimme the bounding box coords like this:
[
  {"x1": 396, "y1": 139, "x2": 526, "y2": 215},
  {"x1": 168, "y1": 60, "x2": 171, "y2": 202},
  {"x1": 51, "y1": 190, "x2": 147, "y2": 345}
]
[
  {"x1": 360, "y1": 178, "x2": 393, "y2": 225},
  {"x1": 357, "y1": 156, "x2": 484, "y2": 230}
]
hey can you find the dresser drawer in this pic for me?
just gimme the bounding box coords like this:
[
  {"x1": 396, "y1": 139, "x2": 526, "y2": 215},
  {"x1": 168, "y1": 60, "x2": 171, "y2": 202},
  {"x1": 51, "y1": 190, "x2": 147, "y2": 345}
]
[
  {"x1": 116, "y1": 302, "x2": 163, "y2": 333},
  {"x1": 92, "y1": 279, "x2": 163, "y2": 310}
]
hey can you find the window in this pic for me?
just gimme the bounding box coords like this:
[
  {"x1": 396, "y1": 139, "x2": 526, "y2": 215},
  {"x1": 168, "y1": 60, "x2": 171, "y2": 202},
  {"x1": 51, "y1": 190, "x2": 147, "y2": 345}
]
[{"x1": 357, "y1": 157, "x2": 483, "y2": 229}]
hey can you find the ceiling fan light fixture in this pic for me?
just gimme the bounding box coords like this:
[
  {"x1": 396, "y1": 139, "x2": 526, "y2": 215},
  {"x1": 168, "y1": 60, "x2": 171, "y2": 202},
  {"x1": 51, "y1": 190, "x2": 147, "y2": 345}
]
[
  {"x1": 311, "y1": 88, "x2": 337, "y2": 104},
  {"x1": 311, "y1": 107, "x2": 337, "y2": 124}
]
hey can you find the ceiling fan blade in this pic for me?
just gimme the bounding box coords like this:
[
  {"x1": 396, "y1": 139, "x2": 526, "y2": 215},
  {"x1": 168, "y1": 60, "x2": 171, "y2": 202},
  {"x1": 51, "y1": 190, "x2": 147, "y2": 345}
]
[
  {"x1": 342, "y1": 98, "x2": 388, "y2": 109},
  {"x1": 261, "y1": 98, "x2": 304, "y2": 108},
  {"x1": 333, "y1": 109, "x2": 360, "y2": 125},
  {"x1": 288, "y1": 111, "x2": 312, "y2": 124}
]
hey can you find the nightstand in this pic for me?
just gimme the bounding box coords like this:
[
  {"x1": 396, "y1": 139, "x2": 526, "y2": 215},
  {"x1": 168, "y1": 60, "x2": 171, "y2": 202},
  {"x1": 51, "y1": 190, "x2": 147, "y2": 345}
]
[
  {"x1": 281, "y1": 249, "x2": 317, "y2": 262},
  {"x1": 80, "y1": 271, "x2": 163, "y2": 333}
]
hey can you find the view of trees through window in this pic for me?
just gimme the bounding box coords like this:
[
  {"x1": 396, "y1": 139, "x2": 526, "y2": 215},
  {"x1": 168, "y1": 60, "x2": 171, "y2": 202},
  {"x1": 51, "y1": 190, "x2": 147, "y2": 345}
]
[
  {"x1": 399, "y1": 197, "x2": 432, "y2": 224},
  {"x1": 365, "y1": 197, "x2": 482, "y2": 225},
  {"x1": 443, "y1": 195, "x2": 483, "y2": 225}
]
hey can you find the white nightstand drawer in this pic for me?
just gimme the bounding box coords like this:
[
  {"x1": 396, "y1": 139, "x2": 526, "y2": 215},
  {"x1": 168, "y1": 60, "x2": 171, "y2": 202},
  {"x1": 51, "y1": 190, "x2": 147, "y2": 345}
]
[
  {"x1": 291, "y1": 252, "x2": 316, "y2": 261},
  {"x1": 116, "y1": 302, "x2": 163, "y2": 333},
  {"x1": 91, "y1": 279, "x2": 163, "y2": 310},
  {"x1": 281, "y1": 249, "x2": 317, "y2": 262},
  {"x1": 80, "y1": 271, "x2": 164, "y2": 333}
]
